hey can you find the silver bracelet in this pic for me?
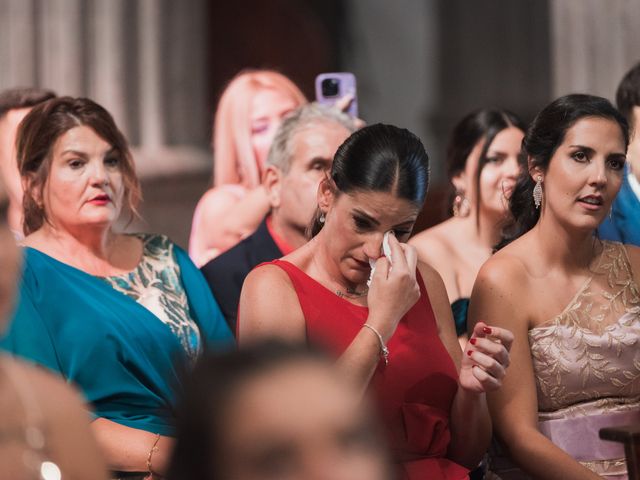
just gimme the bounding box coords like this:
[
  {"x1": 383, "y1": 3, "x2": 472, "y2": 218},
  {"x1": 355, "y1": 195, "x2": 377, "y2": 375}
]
[{"x1": 362, "y1": 323, "x2": 389, "y2": 365}]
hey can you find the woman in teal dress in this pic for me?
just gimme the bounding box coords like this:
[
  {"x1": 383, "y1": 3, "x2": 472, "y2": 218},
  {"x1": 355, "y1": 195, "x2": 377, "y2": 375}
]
[{"x1": 0, "y1": 97, "x2": 233, "y2": 479}]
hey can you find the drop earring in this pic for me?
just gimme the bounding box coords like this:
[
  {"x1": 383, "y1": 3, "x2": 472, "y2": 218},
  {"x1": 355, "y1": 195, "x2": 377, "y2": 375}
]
[
  {"x1": 452, "y1": 191, "x2": 471, "y2": 217},
  {"x1": 533, "y1": 175, "x2": 543, "y2": 209},
  {"x1": 319, "y1": 214, "x2": 325, "y2": 224}
]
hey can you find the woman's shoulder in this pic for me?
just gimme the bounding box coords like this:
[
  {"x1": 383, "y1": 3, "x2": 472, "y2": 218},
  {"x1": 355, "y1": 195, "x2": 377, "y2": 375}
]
[
  {"x1": 410, "y1": 221, "x2": 458, "y2": 263},
  {"x1": 238, "y1": 261, "x2": 306, "y2": 342},
  {"x1": 476, "y1": 241, "x2": 532, "y2": 293},
  {"x1": 244, "y1": 261, "x2": 297, "y2": 292},
  {"x1": 411, "y1": 219, "x2": 457, "y2": 249}
]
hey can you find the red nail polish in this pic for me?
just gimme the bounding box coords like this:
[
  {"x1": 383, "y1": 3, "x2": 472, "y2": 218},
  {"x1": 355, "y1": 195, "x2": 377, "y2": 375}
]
[
  {"x1": 467, "y1": 350, "x2": 473, "y2": 356},
  {"x1": 483, "y1": 327, "x2": 492, "y2": 335},
  {"x1": 469, "y1": 338, "x2": 477, "y2": 345}
]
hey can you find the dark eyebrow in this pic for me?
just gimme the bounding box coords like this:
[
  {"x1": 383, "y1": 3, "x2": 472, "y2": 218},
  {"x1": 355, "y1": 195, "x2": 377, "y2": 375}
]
[
  {"x1": 352, "y1": 209, "x2": 380, "y2": 226},
  {"x1": 568, "y1": 144, "x2": 595, "y2": 151},
  {"x1": 61, "y1": 149, "x2": 89, "y2": 158},
  {"x1": 485, "y1": 149, "x2": 507, "y2": 157},
  {"x1": 569, "y1": 145, "x2": 626, "y2": 157},
  {"x1": 61, "y1": 147, "x2": 117, "y2": 157}
]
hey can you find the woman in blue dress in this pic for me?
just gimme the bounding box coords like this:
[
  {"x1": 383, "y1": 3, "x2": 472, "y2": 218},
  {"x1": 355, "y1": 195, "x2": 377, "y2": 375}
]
[{"x1": 0, "y1": 97, "x2": 234, "y2": 479}]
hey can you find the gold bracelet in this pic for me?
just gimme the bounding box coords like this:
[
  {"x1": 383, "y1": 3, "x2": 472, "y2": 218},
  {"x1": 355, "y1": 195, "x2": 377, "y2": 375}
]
[
  {"x1": 362, "y1": 323, "x2": 389, "y2": 365},
  {"x1": 146, "y1": 433, "x2": 161, "y2": 474}
]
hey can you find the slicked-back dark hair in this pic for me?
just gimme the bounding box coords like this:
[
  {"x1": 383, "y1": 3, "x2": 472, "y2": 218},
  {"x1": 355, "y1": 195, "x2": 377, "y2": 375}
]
[
  {"x1": 497, "y1": 94, "x2": 629, "y2": 249},
  {"x1": 309, "y1": 123, "x2": 430, "y2": 237}
]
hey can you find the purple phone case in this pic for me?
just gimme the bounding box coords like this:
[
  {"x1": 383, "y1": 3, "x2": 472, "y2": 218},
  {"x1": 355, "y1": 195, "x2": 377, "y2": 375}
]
[{"x1": 315, "y1": 72, "x2": 358, "y2": 117}]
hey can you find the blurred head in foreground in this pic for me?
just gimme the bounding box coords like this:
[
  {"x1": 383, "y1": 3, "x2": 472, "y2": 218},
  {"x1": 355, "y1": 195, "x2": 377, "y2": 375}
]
[{"x1": 167, "y1": 340, "x2": 392, "y2": 480}]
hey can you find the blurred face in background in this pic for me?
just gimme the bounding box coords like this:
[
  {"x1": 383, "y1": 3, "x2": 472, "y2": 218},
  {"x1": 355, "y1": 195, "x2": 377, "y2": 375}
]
[
  {"x1": 477, "y1": 126, "x2": 524, "y2": 216},
  {"x1": 272, "y1": 121, "x2": 351, "y2": 237},
  {"x1": 0, "y1": 108, "x2": 31, "y2": 210},
  {"x1": 217, "y1": 360, "x2": 390, "y2": 480},
  {"x1": 454, "y1": 126, "x2": 523, "y2": 218},
  {"x1": 250, "y1": 89, "x2": 299, "y2": 172}
]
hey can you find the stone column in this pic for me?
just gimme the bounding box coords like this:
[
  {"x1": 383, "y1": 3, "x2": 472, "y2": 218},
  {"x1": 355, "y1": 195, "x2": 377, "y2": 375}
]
[
  {"x1": 0, "y1": 0, "x2": 211, "y2": 178},
  {"x1": 87, "y1": 0, "x2": 129, "y2": 135},
  {"x1": 37, "y1": 0, "x2": 84, "y2": 96},
  {"x1": 0, "y1": 0, "x2": 37, "y2": 87},
  {"x1": 550, "y1": 0, "x2": 640, "y2": 100}
]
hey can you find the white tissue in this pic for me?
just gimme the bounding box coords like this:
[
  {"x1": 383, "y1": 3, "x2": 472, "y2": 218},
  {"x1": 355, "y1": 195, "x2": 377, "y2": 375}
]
[{"x1": 367, "y1": 231, "x2": 393, "y2": 287}]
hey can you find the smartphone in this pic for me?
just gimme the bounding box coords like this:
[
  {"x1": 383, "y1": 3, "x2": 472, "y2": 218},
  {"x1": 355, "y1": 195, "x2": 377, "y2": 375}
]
[{"x1": 315, "y1": 72, "x2": 358, "y2": 117}]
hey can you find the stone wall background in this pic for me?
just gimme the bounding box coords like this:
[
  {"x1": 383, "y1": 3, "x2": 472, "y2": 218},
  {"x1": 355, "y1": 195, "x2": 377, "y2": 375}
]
[{"x1": 1, "y1": 0, "x2": 638, "y2": 247}]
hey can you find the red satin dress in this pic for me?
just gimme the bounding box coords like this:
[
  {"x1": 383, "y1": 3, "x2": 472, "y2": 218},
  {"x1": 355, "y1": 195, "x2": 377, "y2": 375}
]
[{"x1": 268, "y1": 260, "x2": 469, "y2": 480}]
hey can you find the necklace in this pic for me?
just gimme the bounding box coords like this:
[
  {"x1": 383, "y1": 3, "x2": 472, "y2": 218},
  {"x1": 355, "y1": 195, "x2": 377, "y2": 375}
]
[
  {"x1": 307, "y1": 240, "x2": 369, "y2": 299},
  {"x1": 335, "y1": 286, "x2": 369, "y2": 299}
]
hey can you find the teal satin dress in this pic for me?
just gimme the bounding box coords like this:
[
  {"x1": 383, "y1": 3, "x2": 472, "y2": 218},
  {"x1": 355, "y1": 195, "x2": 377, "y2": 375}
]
[{"x1": 0, "y1": 240, "x2": 233, "y2": 436}]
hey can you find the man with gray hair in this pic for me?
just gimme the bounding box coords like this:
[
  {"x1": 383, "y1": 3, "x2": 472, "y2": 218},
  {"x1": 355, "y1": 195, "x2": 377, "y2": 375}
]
[
  {"x1": 201, "y1": 103, "x2": 356, "y2": 332},
  {"x1": 0, "y1": 87, "x2": 56, "y2": 237}
]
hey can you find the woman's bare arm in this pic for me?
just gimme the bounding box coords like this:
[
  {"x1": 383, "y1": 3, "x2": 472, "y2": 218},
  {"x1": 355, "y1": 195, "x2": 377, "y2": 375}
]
[
  {"x1": 468, "y1": 258, "x2": 600, "y2": 480},
  {"x1": 91, "y1": 418, "x2": 174, "y2": 476},
  {"x1": 189, "y1": 186, "x2": 270, "y2": 266}
]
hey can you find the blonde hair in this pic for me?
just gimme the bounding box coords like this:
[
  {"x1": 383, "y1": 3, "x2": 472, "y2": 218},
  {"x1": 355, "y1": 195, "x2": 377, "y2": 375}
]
[{"x1": 213, "y1": 70, "x2": 307, "y2": 188}]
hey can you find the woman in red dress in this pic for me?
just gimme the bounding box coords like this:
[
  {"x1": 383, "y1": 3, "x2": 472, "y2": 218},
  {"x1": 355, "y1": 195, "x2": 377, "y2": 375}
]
[{"x1": 238, "y1": 123, "x2": 513, "y2": 480}]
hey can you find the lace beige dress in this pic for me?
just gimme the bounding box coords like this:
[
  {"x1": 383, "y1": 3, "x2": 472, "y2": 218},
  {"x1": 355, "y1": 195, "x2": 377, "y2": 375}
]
[{"x1": 492, "y1": 241, "x2": 640, "y2": 479}]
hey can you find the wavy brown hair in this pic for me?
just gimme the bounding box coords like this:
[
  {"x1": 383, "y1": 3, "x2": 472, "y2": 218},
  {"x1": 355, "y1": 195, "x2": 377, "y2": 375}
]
[{"x1": 17, "y1": 97, "x2": 141, "y2": 235}]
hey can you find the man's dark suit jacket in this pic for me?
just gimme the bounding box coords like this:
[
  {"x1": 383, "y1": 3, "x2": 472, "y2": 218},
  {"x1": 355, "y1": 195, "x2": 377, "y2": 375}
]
[{"x1": 200, "y1": 218, "x2": 282, "y2": 334}]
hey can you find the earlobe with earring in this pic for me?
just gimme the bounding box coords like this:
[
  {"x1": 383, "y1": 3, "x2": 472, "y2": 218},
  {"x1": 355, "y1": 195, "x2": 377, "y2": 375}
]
[
  {"x1": 452, "y1": 191, "x2": 470, "y2": 217},
  {"x1": 533, "y1": 175, "x2": 543, "y2": 209}
]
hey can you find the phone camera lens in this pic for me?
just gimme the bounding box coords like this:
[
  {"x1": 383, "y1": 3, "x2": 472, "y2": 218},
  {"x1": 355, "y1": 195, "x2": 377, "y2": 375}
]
[{"x1": 321, "y1": 78, "x2": 340, "y2": 97}]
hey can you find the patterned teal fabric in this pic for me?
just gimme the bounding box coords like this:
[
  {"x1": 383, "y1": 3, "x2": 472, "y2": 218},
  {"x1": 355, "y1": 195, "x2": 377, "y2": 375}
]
[
  {"x1": 1, "y1": 236, "x2": 233, "y2": 436},
  {"x1": 101, "y1": 234, "x2": 201, "y2": 360}
]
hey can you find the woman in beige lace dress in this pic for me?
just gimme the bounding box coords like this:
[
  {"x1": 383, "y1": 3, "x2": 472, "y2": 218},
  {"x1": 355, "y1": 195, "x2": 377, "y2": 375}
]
[{"x1": 470, "y1": 94, "x2": 640, "y2": 479}]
